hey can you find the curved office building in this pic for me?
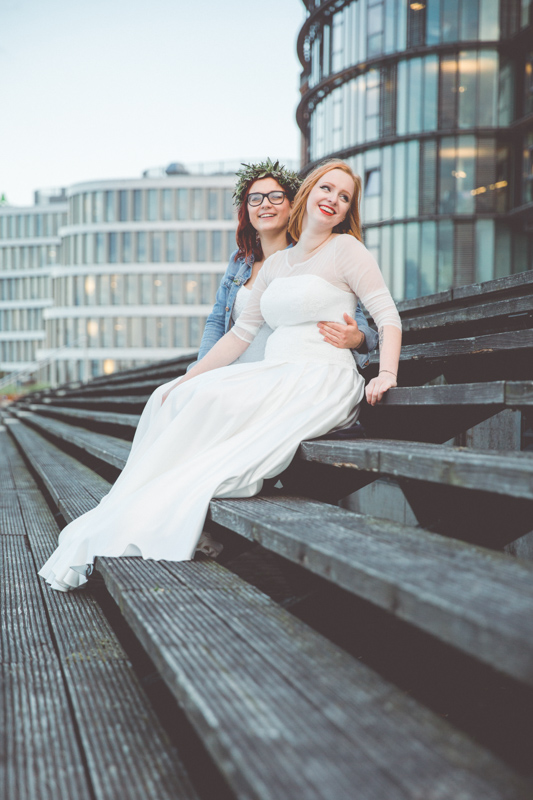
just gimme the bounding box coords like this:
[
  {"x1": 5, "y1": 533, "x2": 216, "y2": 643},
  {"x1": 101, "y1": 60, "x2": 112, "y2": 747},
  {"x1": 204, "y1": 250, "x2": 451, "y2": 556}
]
[
  {"x1": 43, "y1": 171, "x2": 238, "y2": 384},
  {"x1": 297, "y1": 0, "x2": 533, "y2": 299},
  {"x1": 0, "y1": 191, "x2": 67, "y2": 378}
]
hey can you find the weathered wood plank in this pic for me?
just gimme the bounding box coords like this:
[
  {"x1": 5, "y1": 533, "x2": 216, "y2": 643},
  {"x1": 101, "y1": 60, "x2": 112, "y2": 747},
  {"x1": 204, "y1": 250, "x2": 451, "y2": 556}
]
[
  {"x1": 377, "y1": 382, "x2": 507, "y2": 405},
  {"x1": 26, "y1": 403, "x2": 141, "y2": 430},
  {"x1": 42, "y1": 395, "x2": 150, "y2": 410},
  {"x1": 209, "y1": 496, "x2": 533, "y2": 685},
  {"x1": 97, "y1": 556, "x2": 532, "y2": 800},
  {"x1": 401, "y1": 295, "x2": 533, "y2": 334},
  {"x1": 299, "y1": 439, "x2": 533, "y2": 499},
  {"x1": 6, "y1": 419, "x2": 109, "y2": 520},
  {"x1": 0, "y1": 434, "x2": 201, "y2": 800},
  {"x1": 13, "y1": 411, "x2": 131, "y2": 470},
  {"x1": 369, "y1": 329, "x2": 533, "y2": 364},
  {"x1": 1, "y1": 661, "x2": 93, "y2": 800}
]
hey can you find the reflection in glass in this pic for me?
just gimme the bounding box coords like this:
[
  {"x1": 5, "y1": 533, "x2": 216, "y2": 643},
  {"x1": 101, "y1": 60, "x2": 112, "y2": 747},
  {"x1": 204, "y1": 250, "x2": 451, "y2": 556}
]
[
  {"x1": 170, "y1": 274, "x2": 183, "y2": 304},
  {"x1": 475, "y1": 220, "x2": 495, "y2": 282},
  {"x1": 110, "y1": 274, "x2": 124, "y2": 305},
  {"x1": 192, "y1": 189, "x2": 203, "y2": 220},
  {"x1": 405, "y1": 223, "x2": 419, "y2": 299},
  {"x1": 455, "y1": 135, "x2": 476, "y2": 213},
  {"x1": 458, "y1": 51, "x2": 477, "y2": 128},
  {"x1": 94, "y1": 192, "x2": 104, "y2": 223},
  {"x1": 196, "y1": 231, "x2": 207, "y2": 262},
  {"x1": 479, "y1": 0, "x2": 499, "y2": 40},
  {"x1": 208, "y1": 189, "x2": 218, "y2": 220},
  {"x1": 437, "y1": 221, "x2": 454, "y2": 290},
  {"x1": 420, "y1": 222, "x2": 437, "y2": 295},
  {"x1": 126, "y1": 274, "x2": 139, "y2": 304},
  {"x1": 173, "y1": 317, "x2": 186, "y2": 346},
  {"x1": 442, "y1": 0, "x2": 459, "y2": 42},
  {"x1": 185, "y1": 274, "x2": 198, "y2": 303},
  {"x1": 392, "y1": 224, "x2": 405, "y2": 299}
]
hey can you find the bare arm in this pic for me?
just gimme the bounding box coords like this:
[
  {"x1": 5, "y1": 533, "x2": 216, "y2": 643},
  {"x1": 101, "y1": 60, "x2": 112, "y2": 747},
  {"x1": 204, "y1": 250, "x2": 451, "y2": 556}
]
[
  {"x1": 365, "y1": 325, "x2": 402, "y2": 406},
  {"x1": 162, "y1": 331, "x2": 249, "y2": 404}
]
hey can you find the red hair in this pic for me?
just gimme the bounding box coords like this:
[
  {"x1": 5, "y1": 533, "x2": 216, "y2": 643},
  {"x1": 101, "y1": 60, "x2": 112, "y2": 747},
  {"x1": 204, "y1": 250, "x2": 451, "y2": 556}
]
[{"x1": 234, "y1": 183, "x2": 295, "y2": 264}]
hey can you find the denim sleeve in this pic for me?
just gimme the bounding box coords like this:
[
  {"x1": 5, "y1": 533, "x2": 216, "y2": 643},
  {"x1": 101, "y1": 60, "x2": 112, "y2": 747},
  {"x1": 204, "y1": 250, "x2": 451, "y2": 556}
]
[
  {"x1": 186, "y1": 257, "x2": 234, "y2": 371},
  {"x1": 351, "y1": 302, "x2": 379, "y2": 369}
]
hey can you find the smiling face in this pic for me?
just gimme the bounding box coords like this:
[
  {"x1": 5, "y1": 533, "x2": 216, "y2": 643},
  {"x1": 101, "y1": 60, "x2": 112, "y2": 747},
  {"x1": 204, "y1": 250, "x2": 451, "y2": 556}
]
[
  {"x1": 246, "y1": 177, "x2": 292, "y2": 236},
  {"x1": 305, "y1": 168, "x2": 355, "y2": 231}
]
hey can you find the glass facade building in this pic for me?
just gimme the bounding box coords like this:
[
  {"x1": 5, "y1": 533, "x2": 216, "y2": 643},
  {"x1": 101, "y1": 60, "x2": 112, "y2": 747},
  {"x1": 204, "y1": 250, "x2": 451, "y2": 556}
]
[
  {"x1": 0, "y1": 191, "x2": 67, "y2": 376},
  {"x1": 297, "y1": 0, "x2": 533, "y2": 299}
]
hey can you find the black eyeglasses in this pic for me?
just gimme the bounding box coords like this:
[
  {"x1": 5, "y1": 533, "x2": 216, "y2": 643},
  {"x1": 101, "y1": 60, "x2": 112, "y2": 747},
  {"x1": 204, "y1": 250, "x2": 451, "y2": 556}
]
[{"x1": 247, "y1": 191, "x2": 287, "y2": 207}]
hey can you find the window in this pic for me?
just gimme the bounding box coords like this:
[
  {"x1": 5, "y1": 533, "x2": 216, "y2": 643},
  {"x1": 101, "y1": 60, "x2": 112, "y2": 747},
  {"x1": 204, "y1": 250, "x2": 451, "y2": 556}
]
[
  {"x1": 196, "y1": 231, "x2": 207, "y2": 262},
  {"x1": 212, "y1": 231, "x2": 222, "y2": 261},
  {"x1": 105, "y1": 191, "x2": 115, "y2": 222},
  {"x1": 94, "y1": 191, "x2": 104, "y2": 223},
  {"x1": 170, "y1": 274, "x2": 183, "y2": 303},
  {"x1": 122, "y1": 232, "x2": 132, "y2": 263},
  {"x1": 185, "y1": 274, "x2": 198, "y2": 303},
  {"x1": 151, "y1": 232, "x2": 162, "y2": 263},
  {"x1": 147, "y1": 189, "x2": 158, "y2": 221},
  {"x1": 109, "y1": 233, "x2": 118, "y2": 263},
  {"x1": 223, "y1": 189, "x2": 234, "y2": 220},
  {"x1": 207, "y1": 189, "x2": 218, "y2": 220},
  {"x1": 133, "y1": 190, "x2": 143, "y2": 221},
  {"x1": 176, "y1": 188, "x2": 188, "y2": 219},
  {"x1": 162, "y1": 189, "x2": 173, "y2": 220},
  {"x1": 95, "y1": 233, "x2": 104, "y2": 264},
  {"x1": 119, "y1": 190, "x2": 128, "y2": 221},
  {"x1": 525, "y1": 55, "x2": 533, "y2": 116},
  {"x1": 365, "y1": 168, "x2": 381, "y2": 196},
  {"x1": 407, "y1": 0, "x2": 426, "y2": 47},
  {"x1": 192, "y1": 189, "x2": 203, "y2": 220},
  {"x1": 166, "y1": 231, "x2": 177, "y2": 262},
  {"x1": 136, "y1": 232, "x2": 147, "y2": 262},
  {"x1": 153, "y1": 275, "x2": 167, "y2": 304},
  {"x1": 181, "y1": 231, "x2": 192, "y2": 262}
]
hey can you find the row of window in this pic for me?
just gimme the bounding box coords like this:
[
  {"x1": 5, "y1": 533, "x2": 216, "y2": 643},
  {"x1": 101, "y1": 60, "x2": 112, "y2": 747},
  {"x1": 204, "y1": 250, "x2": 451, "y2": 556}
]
[
  {"x1": 52, "y1": 271, "x2": 224, "y2": 308},
  {"x1": 62, "y1": 229, "x2": 236, "y2": 266},
  {"x1": 0, "y1": 245, "x2": 59, "y2": 270},
  {"x1": 0, "y1": 308, "x2": 44, "y2": 332},
  {"x1": 306, "y1": 0, "x2": 525, "y2": 88},
  {"x1": 0, "y1": 276, "x2": 49, "y2": 302},
  {"x1": 47, "y1": 315, "x2": 206, "y2": 351},
  {"x1": 0, "y1": 340, "x2": 39, "y2": 365},
  {"x1": 364, "y1": 218, "x2": 531, "y2": 300},
  {"x1": 51, "y1": 359, "x2": 170, "y2": 384},
  {"x1": 343, "y1": 137, "x2": 508, "y2": 226},
  {"x1": 69, "y1": 187, "x2": 235, "y2": 225},
  {"x1": 0, "y1": 211, "x2": 66, "y2": 241},
  {"x1": 309, "y1": 50, "x2": 520, "y2": 162}
]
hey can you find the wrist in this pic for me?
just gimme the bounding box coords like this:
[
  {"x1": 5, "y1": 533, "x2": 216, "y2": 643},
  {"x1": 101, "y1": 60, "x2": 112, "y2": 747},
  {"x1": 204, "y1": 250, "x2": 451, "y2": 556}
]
[
  {"x1": 379, "y1": 369, "x2": 397, "y2": 378},
  {"x1": 353, "y1": 330, "x2": 366, "y2": 351}
]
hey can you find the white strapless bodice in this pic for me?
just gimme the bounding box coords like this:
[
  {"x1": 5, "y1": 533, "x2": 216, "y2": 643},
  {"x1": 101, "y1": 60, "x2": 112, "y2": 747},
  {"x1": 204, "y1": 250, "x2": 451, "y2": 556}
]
[{"x1": 261, "y1": 275, "x2": 356, "y2": 369}]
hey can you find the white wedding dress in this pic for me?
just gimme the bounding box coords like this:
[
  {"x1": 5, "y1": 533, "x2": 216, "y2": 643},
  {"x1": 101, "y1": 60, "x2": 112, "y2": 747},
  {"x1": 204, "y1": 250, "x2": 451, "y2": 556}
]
[{"x1": 39, "y1": 235, "x2": 401, "y2": 591}]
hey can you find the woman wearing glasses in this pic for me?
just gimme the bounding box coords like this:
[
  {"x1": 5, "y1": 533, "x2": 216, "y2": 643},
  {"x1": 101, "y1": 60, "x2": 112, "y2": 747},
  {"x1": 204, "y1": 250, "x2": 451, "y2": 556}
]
[
  {"x1": 39, "y1": 159, "x2": 400, "y2": 592},
  {"x1": 192, "y1": 159, "x2": 377, "y2": 370}
]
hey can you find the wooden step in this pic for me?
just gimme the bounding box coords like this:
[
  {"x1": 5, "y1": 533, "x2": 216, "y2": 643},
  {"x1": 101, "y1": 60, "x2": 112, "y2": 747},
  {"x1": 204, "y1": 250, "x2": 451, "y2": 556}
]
[
  {"x1": 96, "y1": 555, "x2": 532, "y2": 800},
  {"x1": 298, "y1": 438, "x2": 533, "y2": 500},
  {"x1": 209, "y1": 495, "x2": 533, "y2": 687},
  {"x1": 0, "y1": 428, "x2": 199, "y2": 800}
]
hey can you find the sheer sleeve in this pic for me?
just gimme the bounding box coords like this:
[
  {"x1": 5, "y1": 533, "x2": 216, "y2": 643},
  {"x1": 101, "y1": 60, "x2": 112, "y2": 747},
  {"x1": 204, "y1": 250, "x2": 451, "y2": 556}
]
[
  {"x1": 334, "y1": 235, "x2": 402, "y2": 331},
  {"x1": 230, "y1": 253, "x2": 277, "y2": 344}
]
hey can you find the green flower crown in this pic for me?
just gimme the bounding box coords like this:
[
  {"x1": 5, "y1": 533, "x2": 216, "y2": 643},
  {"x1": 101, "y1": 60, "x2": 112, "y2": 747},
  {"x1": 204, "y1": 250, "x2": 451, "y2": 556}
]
[{"x1": 233, "y1": 158, "x2": 302, "y2": 207}]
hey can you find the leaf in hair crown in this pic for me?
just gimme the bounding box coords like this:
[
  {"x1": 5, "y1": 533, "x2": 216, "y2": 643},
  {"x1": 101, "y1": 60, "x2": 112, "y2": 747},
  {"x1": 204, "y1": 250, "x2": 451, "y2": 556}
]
[{"x1": 233, "y1": 158, "x2": 301, "y2": 206}]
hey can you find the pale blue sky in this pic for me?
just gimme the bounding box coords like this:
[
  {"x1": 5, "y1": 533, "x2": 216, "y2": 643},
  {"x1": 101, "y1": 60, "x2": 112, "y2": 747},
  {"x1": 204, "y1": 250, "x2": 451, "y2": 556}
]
[{"x1": 1, "y1": 0, "x2": 305, "y2": 205}]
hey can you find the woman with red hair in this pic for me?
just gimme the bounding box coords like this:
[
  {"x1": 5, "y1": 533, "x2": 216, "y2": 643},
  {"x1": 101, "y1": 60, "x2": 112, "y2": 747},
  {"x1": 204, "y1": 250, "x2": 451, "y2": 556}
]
[
  {"x1": 39, "y1": 160, "x2": 400, "y2": 592},
  {"x1": 192, "y1": 159, "x2": 377, "y2": 369}
]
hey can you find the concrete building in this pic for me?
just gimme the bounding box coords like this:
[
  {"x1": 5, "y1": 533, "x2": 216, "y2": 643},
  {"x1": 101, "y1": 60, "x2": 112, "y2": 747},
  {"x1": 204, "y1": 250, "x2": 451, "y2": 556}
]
[
  {"x1": 297, "y1": 0, "x2": 533, "y2": 299},
  {"x1": 0, "y1": 189, "x2": 67, "y2": 378},
  {"x1": 43, "y1": 167, "x2": 238, "y2": 385}
]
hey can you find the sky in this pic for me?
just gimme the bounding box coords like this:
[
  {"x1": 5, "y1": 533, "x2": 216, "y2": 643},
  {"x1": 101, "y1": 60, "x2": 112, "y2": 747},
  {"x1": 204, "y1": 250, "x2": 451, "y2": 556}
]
[{"x1": 0, "y1": 0, "x2": 306, "y2": 206}]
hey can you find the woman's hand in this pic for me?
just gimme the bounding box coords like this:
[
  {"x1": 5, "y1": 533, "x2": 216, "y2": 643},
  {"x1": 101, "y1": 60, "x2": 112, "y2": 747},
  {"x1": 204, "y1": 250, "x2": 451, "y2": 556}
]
[
  {"x1": 365, "y1": 372, "x2": 397, "y2": 406},
  {"x1": 317, "y1": 313, "x2": 365, "y2": 350}
]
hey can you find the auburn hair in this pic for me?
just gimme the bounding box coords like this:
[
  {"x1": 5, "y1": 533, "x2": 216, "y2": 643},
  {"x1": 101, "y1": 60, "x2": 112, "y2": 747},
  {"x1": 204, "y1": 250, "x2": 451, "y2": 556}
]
[
  {"x1": 234, "y1": 179, "x2": 295, "y2": 264},
  {"x1": 288, "y1": 160, "x2": 362, "y2": 244}
]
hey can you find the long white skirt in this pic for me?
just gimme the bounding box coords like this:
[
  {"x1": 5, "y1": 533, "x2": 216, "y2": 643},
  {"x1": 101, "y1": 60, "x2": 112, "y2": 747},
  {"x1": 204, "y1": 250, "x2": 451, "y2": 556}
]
[{"x1": 39, "y1": 359, "x2": 364, "y2": 591}]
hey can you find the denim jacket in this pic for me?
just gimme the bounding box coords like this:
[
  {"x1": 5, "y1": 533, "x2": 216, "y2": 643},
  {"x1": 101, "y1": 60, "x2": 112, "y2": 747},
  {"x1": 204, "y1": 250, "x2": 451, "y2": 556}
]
[{"x1": 194, "y1": 249, "x2": 379, "y2": 368}]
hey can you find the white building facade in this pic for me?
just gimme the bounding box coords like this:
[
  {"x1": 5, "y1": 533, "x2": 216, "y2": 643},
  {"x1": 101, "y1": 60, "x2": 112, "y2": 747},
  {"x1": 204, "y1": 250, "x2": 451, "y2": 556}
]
[
  {"x1": 0, "y1": 190, "x2": 68, "y2": 377},
  {"x1": 42, "y1": 171, "x2": 237, "y2": 385}
]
